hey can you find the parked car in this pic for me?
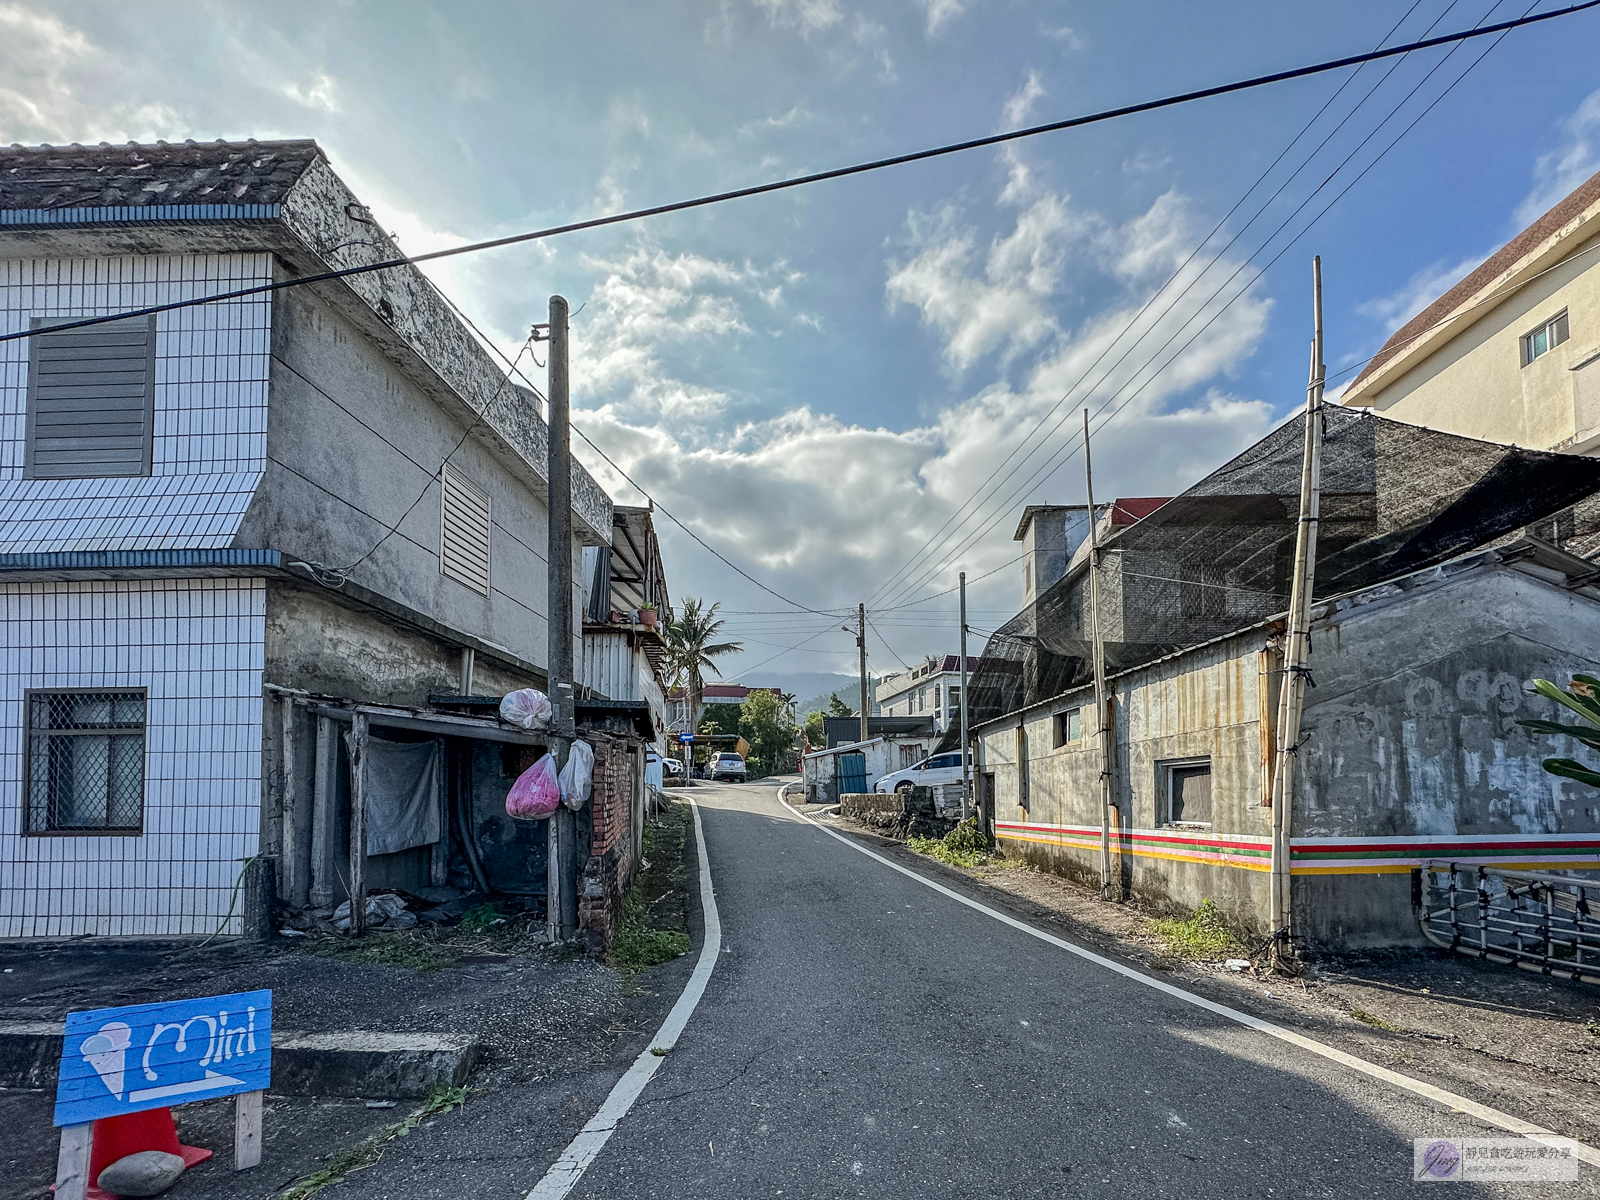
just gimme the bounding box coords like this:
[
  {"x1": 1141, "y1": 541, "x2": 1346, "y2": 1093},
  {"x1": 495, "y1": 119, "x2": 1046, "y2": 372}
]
[
  {"x1": 710, "y1": 752, "x2": 748, "y2": 782},
  {"x1": 662, "y1": 757, "x2": 685, "y2": 779},
  {"x1": 874, "y1": 751, "x2": 965, "y2": 793}
]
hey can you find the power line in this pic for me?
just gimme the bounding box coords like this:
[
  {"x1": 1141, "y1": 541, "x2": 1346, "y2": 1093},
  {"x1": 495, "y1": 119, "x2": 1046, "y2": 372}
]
[
  {"x1": 3, "y1": 1, "x2": 1594, "y2": 348},
  {"x1": 877, "y1": 0, "x2": 1524, "y2": 610},
  {"x1": 871, "y1": 0, "x2": 1479, "y2": 609},
  {"x1": 863, "y1": 0, "x2": 1439, "y2": 609}
]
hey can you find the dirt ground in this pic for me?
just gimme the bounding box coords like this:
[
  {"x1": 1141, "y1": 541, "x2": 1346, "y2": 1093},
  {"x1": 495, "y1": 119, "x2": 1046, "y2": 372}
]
[
  {"x1": 827, "y1": 812, "x2": 1600, "y2": 1149},
  {"x1": 2, "y1": 801, "x2": 700, "y2": 1199}
]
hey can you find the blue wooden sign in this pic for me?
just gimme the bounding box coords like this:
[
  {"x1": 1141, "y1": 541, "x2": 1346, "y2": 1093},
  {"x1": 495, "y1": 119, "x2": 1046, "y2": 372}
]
[{"x1": 53, "y1": 990, "x2": 272, "y2": 1127}]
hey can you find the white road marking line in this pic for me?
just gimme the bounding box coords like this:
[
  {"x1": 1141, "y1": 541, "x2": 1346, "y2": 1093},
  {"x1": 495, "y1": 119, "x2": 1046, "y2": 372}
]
[
  {"x1": 776, "y1": 789, "x2": 1599, "y2": 1170},
  {"x1": 527, "y1": 797, "x2": 722, "y2": 1199}
]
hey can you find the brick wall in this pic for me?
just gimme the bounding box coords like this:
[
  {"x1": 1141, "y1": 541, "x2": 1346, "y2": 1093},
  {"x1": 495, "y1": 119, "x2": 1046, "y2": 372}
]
[{"x1": 578, "y1": 730, "x2": 638, "y2": 953}]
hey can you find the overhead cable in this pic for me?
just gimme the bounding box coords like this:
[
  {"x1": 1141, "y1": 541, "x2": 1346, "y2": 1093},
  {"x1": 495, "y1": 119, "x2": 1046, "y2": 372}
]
[{"x1": 3, "y1": 0, "x2": 1595, "y2": 346}]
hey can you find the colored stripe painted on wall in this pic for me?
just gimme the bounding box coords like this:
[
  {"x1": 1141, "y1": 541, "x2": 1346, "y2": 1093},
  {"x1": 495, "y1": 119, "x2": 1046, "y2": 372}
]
[{"x1": 995, "y1": 822, "x2": 1600, "y2": 875}]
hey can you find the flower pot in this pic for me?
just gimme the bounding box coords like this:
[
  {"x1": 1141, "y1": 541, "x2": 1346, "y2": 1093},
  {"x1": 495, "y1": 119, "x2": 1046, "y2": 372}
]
[{"x1": 639, "y1": 609, "x2": 658, "y2": 628}]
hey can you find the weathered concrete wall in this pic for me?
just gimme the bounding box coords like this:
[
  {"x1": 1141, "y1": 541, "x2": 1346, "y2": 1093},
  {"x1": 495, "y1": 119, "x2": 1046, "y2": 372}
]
[
  {"x1": 1294, "y1": 563, "x2": 1600, "y2": 946},
  {"x1": 979, "y1": 557, "x2": 1600, "y2": 949},
  {"x1": 241, "y1": 282, "x2": 587, "y2": 675},
  {"x1": 264, "y1": 582, "x2": 543, "y2": 705}
]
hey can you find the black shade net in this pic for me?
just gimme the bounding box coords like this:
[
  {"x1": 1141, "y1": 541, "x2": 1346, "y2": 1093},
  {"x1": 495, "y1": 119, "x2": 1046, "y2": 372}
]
[{"x1": 948, "y1": 408, "x2": 1600, "y2": 745}]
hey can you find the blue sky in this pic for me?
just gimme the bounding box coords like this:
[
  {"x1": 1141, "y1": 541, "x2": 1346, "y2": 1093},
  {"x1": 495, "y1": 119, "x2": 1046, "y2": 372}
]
[{"x1": 4, "y1": 0, "x2": 1599, "y2": 688}]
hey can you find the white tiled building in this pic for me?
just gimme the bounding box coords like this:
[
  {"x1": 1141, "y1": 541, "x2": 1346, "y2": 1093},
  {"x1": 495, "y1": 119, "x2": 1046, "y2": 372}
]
[
  {"x1": 875, "y1": 655, "x2": 978, "y2": 734},
  {"x1": 0, "y1": 141, "x2": 614, "y2": 938}
]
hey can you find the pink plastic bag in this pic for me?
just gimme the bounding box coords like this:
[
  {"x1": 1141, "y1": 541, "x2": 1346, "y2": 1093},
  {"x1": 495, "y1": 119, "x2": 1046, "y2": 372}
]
[{"x1": 506, "y1": 753, "x2": 561, "y2": 820}]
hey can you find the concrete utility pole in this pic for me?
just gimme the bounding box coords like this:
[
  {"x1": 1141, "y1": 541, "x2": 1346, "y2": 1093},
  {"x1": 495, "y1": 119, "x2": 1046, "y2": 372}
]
[
  {"x1": 959, "y1": 572, "x2": 971, "y2": 820},
  {"x1": 546, "y1": 295, "x2": 578, "y2": 942},
  {"x1": 1268, "y1": 257, "x2": 1326, "y2": 964},
  {"x1": 857, "y1": 603, "x2": 869, "y2": 744},
  {"x1": 1083, "y1": 409, "x2": 1118, "y2": 900}
]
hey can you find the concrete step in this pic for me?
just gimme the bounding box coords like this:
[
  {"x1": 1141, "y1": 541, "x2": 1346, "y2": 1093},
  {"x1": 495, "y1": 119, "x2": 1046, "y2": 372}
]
[{"x1": 0, "y1": 1020, "x2": 481, "y2": 1099}]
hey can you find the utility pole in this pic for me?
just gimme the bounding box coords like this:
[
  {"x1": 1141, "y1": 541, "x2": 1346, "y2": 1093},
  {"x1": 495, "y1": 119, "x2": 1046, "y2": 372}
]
[
  {"x1": 959, "y1": 572, "x2": 971, "y2": 821},
  {"x1": 546, "y1": 295, "x2": 577, "y2": 943},
  {"x1": 1083, "y1": 409, "x2": 1118, "y2": 900},
  {"x1": 857, "y1": 603, "x2": 869, "y2": 744},
  {"x1": 1268, "y1": 256, "x2": 1326, "y2": 965}
]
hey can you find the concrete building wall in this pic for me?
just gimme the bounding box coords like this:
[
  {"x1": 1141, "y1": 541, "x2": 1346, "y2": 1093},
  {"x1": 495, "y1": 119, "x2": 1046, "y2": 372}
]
[
  {"x1": 978, "y1": 558, "x2": 1600, "y2": 948},
  {"x1": 239, "y1": 284, "x2": 584, "y2": 674},
  {"x1": 263, "y1": 582, "x2": 541, "y2": 706},
  {"x1": 0, "y1": 577, "x2": 265, "y2": 937},
  {"x1": 1344, "y1": 224, "x2": 1600, "y2": 453}
]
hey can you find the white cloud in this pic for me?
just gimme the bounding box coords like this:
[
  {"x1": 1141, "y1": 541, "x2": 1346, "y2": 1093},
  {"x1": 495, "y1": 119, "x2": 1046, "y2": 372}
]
[
  {"x1": 1356, "y1": 252, "x2": 1486, "y2": 336},
  {"x1": 887, "y1": 194, "x2": 1078, "y2": 371},
  {"x1": 917, "y1": 0, "x2": 966, "y2": 35},
  {"x1": 751, "y1": 0, "x2": 844, "y2": 34},
  {"x1": 1002, "y1": 71, "x2": 1045, "y2": 128},
  {"x1": 1516, "y1": 86, "x2": 1600, "y2": 227},
  {"x1": 282, "y1": 72, "x2": 339, "y2": 113},
  {"x1": 568, "y1": 181, "x2": 1275, "y2": 642},
  {"x1": 1041, "y1": 23, "x2": 1084, "y2": 49}
]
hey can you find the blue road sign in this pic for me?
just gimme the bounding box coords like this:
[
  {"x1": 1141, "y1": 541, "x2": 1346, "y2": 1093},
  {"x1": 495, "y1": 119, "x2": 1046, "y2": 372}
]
[
  {"x1": 680, "y1": 734, "x2": 695, "y2": 743},
  {"x1": 54, "y1": 990, "x2": 272, "y2": 1126}
]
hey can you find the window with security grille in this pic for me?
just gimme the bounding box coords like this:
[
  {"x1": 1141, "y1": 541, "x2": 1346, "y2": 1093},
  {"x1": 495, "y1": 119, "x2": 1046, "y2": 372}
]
[
  {"x1": 25, "y1": 690, "x2": 147, "y2": 834},
  {"x1": 25, "y1": 315, "x2": 156, "y2": 479},
  {"x1": 440, "y1": 463, "x2": 491, "y2": 594}
]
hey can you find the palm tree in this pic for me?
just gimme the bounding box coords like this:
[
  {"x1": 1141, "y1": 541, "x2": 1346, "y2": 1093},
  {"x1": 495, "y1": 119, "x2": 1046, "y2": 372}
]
[{"x1": 666, "y1": 598, "x2": 744, "y2": 737}]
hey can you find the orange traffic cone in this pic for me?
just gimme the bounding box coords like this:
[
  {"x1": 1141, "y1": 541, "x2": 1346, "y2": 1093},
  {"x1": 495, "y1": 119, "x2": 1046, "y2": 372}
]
[{"x1": 83, "y1": 1108, "x2": 211, "y2": 1199}]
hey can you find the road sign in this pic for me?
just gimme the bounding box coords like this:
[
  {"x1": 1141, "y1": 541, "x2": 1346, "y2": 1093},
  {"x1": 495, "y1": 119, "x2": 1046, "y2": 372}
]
[
  {"x1": 680, "y1": 734, "x2": 695, "y2": 743},
  {"x1": 54, "y1": 990, "x2": 272, "y2": 1127}
]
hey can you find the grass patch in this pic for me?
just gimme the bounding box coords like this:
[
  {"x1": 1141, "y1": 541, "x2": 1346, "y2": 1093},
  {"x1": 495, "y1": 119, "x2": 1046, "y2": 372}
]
[
  {"x1": 1152, "y1": 899, "x2": 1241, "y2": 961},
  {"x1": 909, "y1": 818, "x2": 997, "y2": 869},
  {"x1": 303, "y1": 931, "x2": 457, "y2": 973},
  {"x1": 609, "y1": 802, "x2": 692, "y2": 977},
  {"x1": 1349, "y1": 1008, "x2": 1403, "y2": 1032},
  {"x1": 277, "y1": 1083, "x2": 469, "y2": 1200}
]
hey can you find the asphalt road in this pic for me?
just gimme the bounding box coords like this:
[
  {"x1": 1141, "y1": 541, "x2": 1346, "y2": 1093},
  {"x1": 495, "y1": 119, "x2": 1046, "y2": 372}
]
[{"x1": 346, "y1": 780, "x2": 1597, "y2": 1198}]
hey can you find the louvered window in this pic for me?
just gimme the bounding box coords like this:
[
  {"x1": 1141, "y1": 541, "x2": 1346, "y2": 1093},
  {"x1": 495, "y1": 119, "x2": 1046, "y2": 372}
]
[
  {"x1": 440, "y1": 463, "x2": 491, "y2": 594},
  {"x1": 25, "y1": 315, "x2": 156, "y2": 479}
]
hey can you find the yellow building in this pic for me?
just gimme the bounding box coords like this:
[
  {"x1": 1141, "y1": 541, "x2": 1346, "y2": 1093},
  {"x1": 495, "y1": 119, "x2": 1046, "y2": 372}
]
[{"x1": 1342, "y1": 168, "x2": 1600, "y2": 455}]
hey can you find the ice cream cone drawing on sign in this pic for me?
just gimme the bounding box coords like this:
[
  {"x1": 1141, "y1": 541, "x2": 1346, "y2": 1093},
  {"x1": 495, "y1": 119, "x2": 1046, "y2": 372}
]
[{"x1": 80, "y1": 1021, "x2": 132, "y2": 1099}]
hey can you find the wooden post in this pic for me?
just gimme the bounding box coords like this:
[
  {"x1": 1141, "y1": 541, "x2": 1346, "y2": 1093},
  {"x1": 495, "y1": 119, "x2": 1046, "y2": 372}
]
[
  {"x1": 348, "y1": 709, "x2": 369, "y2": 936},
  {"x1": 1083, "y1": 409, "x2": 1117, "y2": 900},
  {"x1": 959, "y1": 572, "x2": 971, "y2": 820},
  {"x1": 431, "y1": 737, "x2": 450, "y2": 887},
  {"x1": 310, "y1": 715, "x2": 337, "y2": 909},
  {"x1": 279, "y1": 695, "x2": 301, "y2": 907},
  {"x1": 1268, "y1": 256, "x2": 1327, "y2": 962},
  {"x1": 54, "y1": 1124, "x2": 92, "y2": 1200},
  {"x1": 235, "y1": 1089, "x2": 263, "y2": 1170}
]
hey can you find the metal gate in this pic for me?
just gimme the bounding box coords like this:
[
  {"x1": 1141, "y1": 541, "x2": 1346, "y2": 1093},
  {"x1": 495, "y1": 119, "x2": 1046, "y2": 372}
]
[
  {"x1": 838, "y1": 753, "x2": 866, "y2": 796},
  {"x1": 1415, "y1": 860, "x2": 1600, "y2": 986}
]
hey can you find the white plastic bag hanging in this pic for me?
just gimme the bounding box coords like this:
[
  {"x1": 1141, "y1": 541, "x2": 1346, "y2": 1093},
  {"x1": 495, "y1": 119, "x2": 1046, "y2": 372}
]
[
  {"x1": 500, "y1": 688, "x2": 552, "y2": 730},
  {"x1": 559, "y1": 739, "x2": 595, "y2": 810}
]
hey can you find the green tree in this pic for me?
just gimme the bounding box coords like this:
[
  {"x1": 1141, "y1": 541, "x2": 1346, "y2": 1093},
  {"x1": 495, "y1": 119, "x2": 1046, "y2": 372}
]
[
  {"x1": 1518, "y1": 675, "x2": 1600, "y2": 787},
  {"x1": 698, "y1": 703, "x2": 742, "y2": 736},
  {"x1": 740, "y1": 689, "x2": 799, "y2": 778},
  {"x1": 803, "y1": 709, "x2": 826, "y2": 749},
  {"x1": 826, "y1": 692, "x2": 854, "y2": 717},
  {"x1": 666, "y1": 598, "x2": 743, "y2": 738}
]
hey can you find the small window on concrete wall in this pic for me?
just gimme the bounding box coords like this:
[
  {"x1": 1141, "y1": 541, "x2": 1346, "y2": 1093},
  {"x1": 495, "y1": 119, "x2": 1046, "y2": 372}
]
[
  {"x1": 440, "y1": 463, "x2": 491, "y2": 595},
  {"x1": 1053, "y1": 706, "x2": 1083, "y2": 747},
  {"x1": 1522, "y1": 309, "x2": 1569, "y2": 366},
  {"x1": 1163, "y1": 759, "x2": 1212, "y2": 825}
]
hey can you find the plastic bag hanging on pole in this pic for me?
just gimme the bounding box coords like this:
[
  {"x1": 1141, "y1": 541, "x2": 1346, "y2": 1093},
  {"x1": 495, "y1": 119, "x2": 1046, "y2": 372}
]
[
  {"x1": 500, "y1": 689, "x2": 552, "y2": 730},
  {"x1": 506, "y1": 753, "x2": 562, "y2": 819},
  {"x1": 559, "y1": 740, "x2": 594, "y2": 810}
]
